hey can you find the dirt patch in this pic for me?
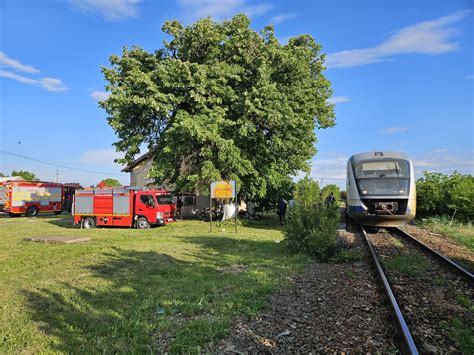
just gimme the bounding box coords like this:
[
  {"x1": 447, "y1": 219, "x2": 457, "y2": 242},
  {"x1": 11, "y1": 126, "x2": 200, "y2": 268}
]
[
  {"x1": 402, "y1": 225, "x2": 474, "y2": 273},
  {"x1": 214, "y1": 230, "x2": 399, "y2": 353}
]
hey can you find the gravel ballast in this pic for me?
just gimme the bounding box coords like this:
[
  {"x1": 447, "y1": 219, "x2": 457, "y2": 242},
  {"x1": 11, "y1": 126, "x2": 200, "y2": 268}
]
[
  {"x1": 402, "y1": 224, "x2": 474, "y2": 273},
  {"x1": 215, "y1": 228, "x2": 400, "y2": 353},
  {"x1": 367, "y1": 229, "x2": 473, "y2": 353}
]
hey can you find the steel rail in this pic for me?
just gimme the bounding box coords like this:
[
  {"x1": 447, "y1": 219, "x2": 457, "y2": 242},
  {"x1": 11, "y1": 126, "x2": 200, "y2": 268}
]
[
  {"x1": 360, "y1": 226, "x2": 419, "y2": 355},
  {"x1": 393, "y1": 227, "x2": 474, "y2": 282}
]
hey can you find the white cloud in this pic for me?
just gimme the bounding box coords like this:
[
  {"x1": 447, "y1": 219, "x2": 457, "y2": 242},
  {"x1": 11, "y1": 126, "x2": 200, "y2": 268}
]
[
  {"x1": 413, "y1": 152, "x2": 474, "y2": 175},
  {"x1": 37, "y1": 78, "x2": 68, "y2": 92},
  {"x1": 79, "y1": 148, "x2": 124, "y2": 166},
  {"x1": 90, "y1": 90, "x2": 110, "y2": 101},
  {"x1": 271, "y1": 13, "x2": 297, "y2": 25},
  {"x1": 69, "y1": 0, "x2": 141, "y2": 21},
  {"x1": 0, "y1": 70, "x2": 68, "y2": 92},
  {"x1": 381, "y1": 126, "x2": 409, "y2": 134},
  {"x1": 177, "y1": 0, "x2": 273, "y2": 21},
  {"x1": 327, "y1": 96, "x2": 349, "y2": 104},
  {"x1": 0, "y1": 51, "x2": 40, "y2": 74},
  {"x1": 309, "y1": 154, "x2": 348, "y2": 189},
  {"x1": 467, "y1": 74, "x2": 474, "y2": 79},
  {"x1": 326, "y1": 10, "x2": 469, "y2": 68}
]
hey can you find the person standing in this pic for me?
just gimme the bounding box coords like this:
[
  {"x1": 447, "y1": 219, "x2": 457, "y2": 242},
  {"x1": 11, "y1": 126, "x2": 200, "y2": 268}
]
[
  {"x1": 325, "y1": 192, "x2": 336, "y2": 206},
  {"x1": 277, "y1": 198, "x2": 287, "y2": 225}
]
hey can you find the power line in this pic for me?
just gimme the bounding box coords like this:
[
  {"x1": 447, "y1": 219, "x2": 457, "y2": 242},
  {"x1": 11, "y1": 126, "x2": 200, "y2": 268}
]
[
  {"x1": 0, "y1": 149, "x2": 125, "y2": 176},
  {"x1": 44, "y1": 159, "x2": 120, "y2": 167}
]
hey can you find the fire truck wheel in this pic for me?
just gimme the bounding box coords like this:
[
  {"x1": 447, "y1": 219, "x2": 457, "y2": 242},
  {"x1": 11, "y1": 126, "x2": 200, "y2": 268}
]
[
  {"x1": 82, "y1": 217, "x2": 96, "y2": 229},
  {"x1": 136, "y1": 217, "x2": 150, "y2": 229},
  {"x1": 26, "y1": 206, "x2": 39, "y2": 217}
]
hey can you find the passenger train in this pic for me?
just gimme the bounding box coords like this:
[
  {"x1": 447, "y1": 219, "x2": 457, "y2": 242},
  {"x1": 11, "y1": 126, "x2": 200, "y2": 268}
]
[{"x1": 346, "y1": 151, "x2": 416, "y2": 227}]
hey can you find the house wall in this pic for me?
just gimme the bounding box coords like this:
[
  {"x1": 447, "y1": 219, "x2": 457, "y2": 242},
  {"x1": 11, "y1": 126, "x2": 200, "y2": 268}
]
[{"x1": 130, "y1": 158, "x2": 156, "y2": 188}]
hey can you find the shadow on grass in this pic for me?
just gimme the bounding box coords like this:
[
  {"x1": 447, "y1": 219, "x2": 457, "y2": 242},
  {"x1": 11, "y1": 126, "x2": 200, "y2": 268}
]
[
  {"x1": 46, "y1": 218, "x2": 77, "y2": 229},
  {"x1": 20, "y1": 237, "x2": 303, "y2": 353},
  {"x1": 238, "y1": 214, "x2": 283, "y2": 231}
]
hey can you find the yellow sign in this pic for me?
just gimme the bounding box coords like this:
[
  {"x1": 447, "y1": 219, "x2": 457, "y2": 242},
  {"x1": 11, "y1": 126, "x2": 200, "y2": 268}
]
[{"x1": 211, "y1": 180, "x2": 236, "y2": 199}]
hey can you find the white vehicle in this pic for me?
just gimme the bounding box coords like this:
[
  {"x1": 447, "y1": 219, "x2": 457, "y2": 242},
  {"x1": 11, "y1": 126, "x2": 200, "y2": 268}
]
[{"x1": 346, "y1": 151, "x2": 416, "y2": 227}]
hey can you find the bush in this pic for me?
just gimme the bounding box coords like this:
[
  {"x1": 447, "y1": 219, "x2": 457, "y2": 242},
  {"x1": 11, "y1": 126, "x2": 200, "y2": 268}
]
[
  {"x1": 321, "y1": 184, "x2": 341, "y2": 204},
  {"x1": 416, "y1": 172, "x2": 474, "y2": 222},
  {"x1": 283, "y1": 177, "x2": 340, "y2": 260}
]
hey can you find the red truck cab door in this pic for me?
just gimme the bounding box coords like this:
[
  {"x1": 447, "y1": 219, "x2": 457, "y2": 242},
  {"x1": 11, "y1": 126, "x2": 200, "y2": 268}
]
[{"x1": 135, "y1": 193, "x2": 158, "y2": 224}]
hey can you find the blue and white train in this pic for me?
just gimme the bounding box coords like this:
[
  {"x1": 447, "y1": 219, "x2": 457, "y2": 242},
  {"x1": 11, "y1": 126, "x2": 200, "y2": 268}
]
[{"x1": 346, "y1": 151, "x2": 416, "y2": 227}]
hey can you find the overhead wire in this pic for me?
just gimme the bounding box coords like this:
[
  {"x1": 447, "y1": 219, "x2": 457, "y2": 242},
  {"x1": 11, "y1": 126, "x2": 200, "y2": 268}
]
[{"x1": 0, "y1": 149, "x2": 125, "y2": 176}]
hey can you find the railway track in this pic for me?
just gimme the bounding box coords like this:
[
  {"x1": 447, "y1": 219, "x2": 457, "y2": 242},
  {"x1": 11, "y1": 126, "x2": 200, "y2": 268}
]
[
  {"x1": 392, "y1": 227, "x2": 474, "y2": 281},
  {"x1": 361, "y1": 225, "x2": 473, "y2": 354}
]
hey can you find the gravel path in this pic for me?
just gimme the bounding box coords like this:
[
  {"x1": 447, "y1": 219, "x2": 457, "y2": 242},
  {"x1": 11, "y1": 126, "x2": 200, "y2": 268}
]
[
  {"x1": 368, "y1": 229, "x2": 473, "y2": 353},
  {"x1": 215, "y1": 228, "x2": 399, "y2": 353},
  {"x1": 402, "y1": 225, "x2": 474, "y2": 273}
]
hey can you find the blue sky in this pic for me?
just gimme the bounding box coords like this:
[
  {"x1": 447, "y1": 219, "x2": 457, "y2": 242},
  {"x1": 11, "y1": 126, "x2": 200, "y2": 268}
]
[{"x1": 0, "y1": 0, "x2": 473, "y2": 188}]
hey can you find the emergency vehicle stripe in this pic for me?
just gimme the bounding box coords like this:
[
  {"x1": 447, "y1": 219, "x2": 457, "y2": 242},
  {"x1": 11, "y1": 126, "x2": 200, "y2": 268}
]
[{"x1": 5, "y1": 184, "x2": 11, "y2": 209}]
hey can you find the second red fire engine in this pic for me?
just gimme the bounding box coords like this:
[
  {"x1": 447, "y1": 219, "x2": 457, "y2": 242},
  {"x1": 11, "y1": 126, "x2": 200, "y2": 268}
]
[{"x1": 73, "y1": 187, "x2": 175, "y2": 229}]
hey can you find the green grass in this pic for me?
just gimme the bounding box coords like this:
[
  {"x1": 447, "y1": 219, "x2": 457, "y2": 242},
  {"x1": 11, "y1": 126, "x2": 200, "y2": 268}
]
[
  {"x1": 330, "y1": 249, "x2": 364, "y2": 263},
  {"x1": 457, "y1": 293, "x2": 474, "y2": 312},
  {"x1": 440, "y1": 318, "x2": 474, "y2": 354},
  {"x1": 0, "y1": 214, "x2": 309, "y2": 353},
  {"x1": 344, "y1": 269, "x2": 356, "y2": 278},
  {"x1": 389, "y1": 236, "x2": 404, "y2": 248},
  {"x1": 451, "y1": 318, "x2": 474, "y2": 354},
  {"x1": 416, "y1": 217, "x2": 474, "y2": 252},
  {"x1": 384, "y1": 254, "x2": 429, "y2": 276}
]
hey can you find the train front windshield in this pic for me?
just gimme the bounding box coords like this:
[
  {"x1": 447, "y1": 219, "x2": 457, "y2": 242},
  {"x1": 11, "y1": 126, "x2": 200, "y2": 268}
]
[{"x1": 354, "y1": 159, "x2": 410, "y2": 196}]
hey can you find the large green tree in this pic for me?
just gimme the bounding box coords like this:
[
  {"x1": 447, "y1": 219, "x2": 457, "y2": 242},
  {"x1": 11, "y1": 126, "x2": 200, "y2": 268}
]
[
  {"x1": 101, "y1": 15, "x2": 335, "y2": 199},
  {"x1": 11, "y1": 170, "x2": 39, "y2": 182}
]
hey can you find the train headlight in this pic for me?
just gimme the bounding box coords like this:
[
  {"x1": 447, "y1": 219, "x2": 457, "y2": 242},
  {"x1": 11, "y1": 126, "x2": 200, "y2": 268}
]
[
  {"x1": 398, "y1": 189, "x2": 405, "y2": 194},
  {"x1": 362, "y1": 190, "x2": 368, "y2": 195}
]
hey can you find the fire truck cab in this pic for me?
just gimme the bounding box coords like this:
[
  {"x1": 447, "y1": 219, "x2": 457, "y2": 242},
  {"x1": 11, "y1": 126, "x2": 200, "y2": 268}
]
[{"x1": 73, "y1": 187, "x2": 175, "y2": 229}]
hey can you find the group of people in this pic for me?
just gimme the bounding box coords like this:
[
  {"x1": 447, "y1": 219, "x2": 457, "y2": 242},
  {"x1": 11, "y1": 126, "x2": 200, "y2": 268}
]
[
  {"x1": 175, "y1": 192, "x2": 336, "y2": 225},
  {"x1": 276, "y1": 192, "x2": 336, "y2": 225}
]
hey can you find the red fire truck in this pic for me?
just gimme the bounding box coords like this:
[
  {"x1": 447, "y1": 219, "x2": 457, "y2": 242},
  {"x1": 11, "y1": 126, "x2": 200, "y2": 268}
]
[
  {"x1": 3, "y1": 180, "x2": 64, "y2": 216},
  {"x1": 73, "y1": 187, "x2": 175, "y2": 229}
]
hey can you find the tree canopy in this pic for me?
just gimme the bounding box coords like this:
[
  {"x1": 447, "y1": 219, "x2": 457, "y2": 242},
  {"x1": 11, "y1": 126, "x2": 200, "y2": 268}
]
[
  {"x1": 416, "y1": 171, "x2": 474, "y2": 221},
  {"x1": 101, "y1": 14, "x2": 335, "y2": 199},
  {"x1": 100, "y1": 178, "x2": 122, "y2": 187},
  {"x1": 11, "y1": 170, "x2": 39, "y2": 182}
]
